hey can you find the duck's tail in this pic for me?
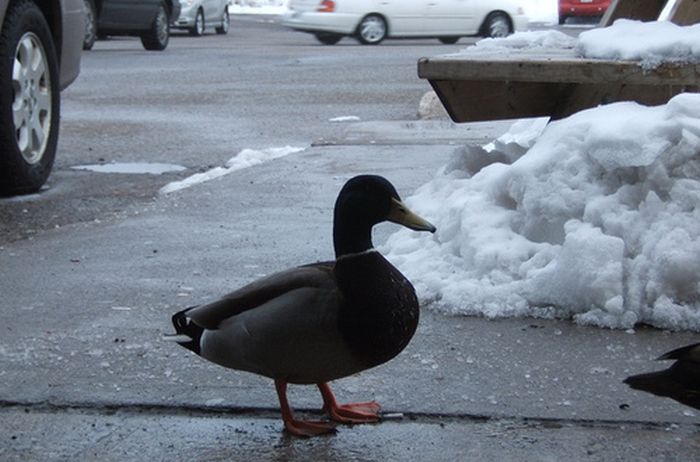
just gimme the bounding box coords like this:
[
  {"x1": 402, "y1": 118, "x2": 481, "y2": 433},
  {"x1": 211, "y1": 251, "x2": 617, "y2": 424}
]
[{"x1": 163, "y1": 307, "x2": 203, "y2": 355}]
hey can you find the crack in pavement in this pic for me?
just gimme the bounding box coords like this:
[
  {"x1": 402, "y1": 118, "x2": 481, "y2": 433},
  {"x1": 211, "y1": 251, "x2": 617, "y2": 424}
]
[{"x1": 1, "y1": 399, "x2": 696, "y2": 431}]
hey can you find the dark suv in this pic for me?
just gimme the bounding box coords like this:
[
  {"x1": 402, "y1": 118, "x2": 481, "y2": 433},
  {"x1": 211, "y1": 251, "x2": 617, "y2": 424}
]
[{"x1": 83, "y1": 0, "x2": 181, "y2": 51}]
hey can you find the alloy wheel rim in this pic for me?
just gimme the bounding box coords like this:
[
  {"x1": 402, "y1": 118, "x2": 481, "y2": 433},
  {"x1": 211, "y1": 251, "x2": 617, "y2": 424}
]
[
  {"x1": 156, "y1": 7, "x2": 168, "y2": 43},
  {"x1": 12, "y1": 32, "x2": 51, "y2": 164},
  {"x1": 222, "y1": 11, "x2": 229, "y2": 32},
  {"x1": 489, "y1": 17, "x2": 509, "y2": 37},
  {"x1": 196, "y1": 12, "x2": 204, "y2": 34},
  {"x1": 84, "y1": 1, "x2": 96, "y2": 43},
  {"x1": 360, "y1": 17, "x2": 385, "y2": 43}
]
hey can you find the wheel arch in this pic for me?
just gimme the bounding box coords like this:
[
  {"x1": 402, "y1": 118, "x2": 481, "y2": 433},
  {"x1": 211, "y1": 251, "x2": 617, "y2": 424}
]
[
  {"x1": 162, "y1": 0, "x2": 177, "y2": 19},
  {"x1": 146, "y1": 0, "x2": 177, "y2": 23},
  {"x1": 31, "y1": 0, "x2": 63, "y2": 60},
  {"x1": 89, "y1": 0, "x2": 103, "y2": 16}
]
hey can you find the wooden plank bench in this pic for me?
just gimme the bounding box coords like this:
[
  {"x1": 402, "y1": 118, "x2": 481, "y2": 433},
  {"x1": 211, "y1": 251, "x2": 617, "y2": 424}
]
[{"x1": 418, "y1": 0, "x2": 700, "y2": 122}]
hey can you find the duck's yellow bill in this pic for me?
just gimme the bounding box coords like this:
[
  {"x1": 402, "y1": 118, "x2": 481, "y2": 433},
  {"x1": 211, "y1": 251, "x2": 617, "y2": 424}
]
[{"x1": 388, "y1": 198, "x2": 436, "y2": 233}]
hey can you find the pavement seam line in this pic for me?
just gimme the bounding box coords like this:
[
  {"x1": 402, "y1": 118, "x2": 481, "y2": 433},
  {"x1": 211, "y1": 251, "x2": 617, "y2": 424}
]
[{"x1": 1, "y1": 399, "x2": 696, "y2": 431}]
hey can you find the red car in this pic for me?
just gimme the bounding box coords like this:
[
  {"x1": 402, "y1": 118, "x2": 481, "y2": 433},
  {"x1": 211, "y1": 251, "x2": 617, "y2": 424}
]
[{"x1": 559, "y1": 0, "x2": 611, "y2": 24}]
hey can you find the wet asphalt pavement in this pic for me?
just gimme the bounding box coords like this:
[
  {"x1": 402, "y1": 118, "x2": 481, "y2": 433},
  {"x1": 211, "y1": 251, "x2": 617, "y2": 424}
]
[{"x1": 1, "y1": 15, "x2": 699, "y2": 462}]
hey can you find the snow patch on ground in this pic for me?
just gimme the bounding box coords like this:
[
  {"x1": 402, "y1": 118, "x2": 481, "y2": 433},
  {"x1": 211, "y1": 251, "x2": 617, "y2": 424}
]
[
  {"x1": 383, "y1": 93, "x2": 700, "y2": 331},
  {"x1": 160, "y1": 146, "x2": 305, "y2": 194},
  {"x1": 330, "y1": 116, "x2": 361, "y2": 123},
  {"x1": 228, "y1": 0, "x2": 288, "y2": 15},
  {"x1": 70, "y1": 163, "x2": 186, "y2": 175}
]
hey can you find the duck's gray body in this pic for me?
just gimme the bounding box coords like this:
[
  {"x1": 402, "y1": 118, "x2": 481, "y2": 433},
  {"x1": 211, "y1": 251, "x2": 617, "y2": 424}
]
[
  {"x1": 174, "y1": 249, "x2": 419, "y2": 385},
  {"x1": 192, "y1": 263, "x2": 364, "y2": 384}
]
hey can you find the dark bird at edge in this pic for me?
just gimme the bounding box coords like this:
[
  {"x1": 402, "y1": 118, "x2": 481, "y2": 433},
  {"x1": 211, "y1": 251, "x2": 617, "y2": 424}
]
[{"x1": 624, "y1": 342, "x2": 700, "y2": 410}]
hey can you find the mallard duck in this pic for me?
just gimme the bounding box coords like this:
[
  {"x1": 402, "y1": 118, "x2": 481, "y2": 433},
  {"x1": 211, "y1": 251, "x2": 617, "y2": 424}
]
[
  {"x1": 169, "y1": 175, "x2": 436, "y2": 437},
  {"x1": 624, "y1": 342, "x2": 700, "y2": 410}
]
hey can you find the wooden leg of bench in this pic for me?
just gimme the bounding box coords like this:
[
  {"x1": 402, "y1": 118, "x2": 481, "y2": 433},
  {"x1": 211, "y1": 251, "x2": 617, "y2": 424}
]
[
  {"x1": 667, "y1": 0, "x2": 700, "y2": 25},
  {"x1": 601, "y1": 0, "x2": 668, "y2": 26}
]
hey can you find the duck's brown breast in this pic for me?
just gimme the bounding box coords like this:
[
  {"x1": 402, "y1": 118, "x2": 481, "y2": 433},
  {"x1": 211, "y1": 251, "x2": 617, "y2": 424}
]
[{"x1": 334, "y1": 251, "x2": 419, "y2": 369}]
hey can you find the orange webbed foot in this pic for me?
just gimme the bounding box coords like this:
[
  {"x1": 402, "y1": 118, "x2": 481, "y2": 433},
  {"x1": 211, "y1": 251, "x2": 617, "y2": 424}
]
[
  {"x1": 283, "y1": 418, "x2": 337, "y2": 437},
  {"x1": 326, "y1": 401, "x2": 381, "y2": 424},
  {"x1": 318, "y1": 382, "x2": 382, "y2": 425}
]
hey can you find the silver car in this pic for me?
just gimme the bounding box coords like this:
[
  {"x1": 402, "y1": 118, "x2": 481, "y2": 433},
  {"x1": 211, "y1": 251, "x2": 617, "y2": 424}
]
[
  {"x1": 0, "y1": 0, "x2": 83, "y2": 196},
  {"x1": 174, "y1": 0, "x2": 230, "y2": 36}
]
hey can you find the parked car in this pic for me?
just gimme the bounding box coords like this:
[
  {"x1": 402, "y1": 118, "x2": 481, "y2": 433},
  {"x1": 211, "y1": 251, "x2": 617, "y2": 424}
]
[
  {"x1": 174, "y1": 0, "x2": 230, "y2": 36},
  {"x1": 559, "y1": 0, "x2": 610, "y2": 24},
  {"x1": 281, "y1": 0, "x2": 529, "y2": 45},
  {"x1": 0, "y1": 0, "x2": 83, "y2": 196},
  {"x1": 83, "y1": 0, "x2": 182, "y2": 51}
]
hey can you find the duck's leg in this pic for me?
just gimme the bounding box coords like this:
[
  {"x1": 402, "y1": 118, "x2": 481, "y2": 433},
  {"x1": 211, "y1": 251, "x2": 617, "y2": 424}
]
[
  {"x1": 274, "y1": 379, "x2": 337, "y2": 437},
  {"x1": 318, "y1": 382, "x2": 381, "y2": 424}
]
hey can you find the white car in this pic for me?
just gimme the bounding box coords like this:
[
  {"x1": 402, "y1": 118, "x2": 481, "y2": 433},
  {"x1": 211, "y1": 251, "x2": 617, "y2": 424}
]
[
  {"x1": 175, "y1": 0, "x2": 230, "y2": 36},
  {"x1": 281, "y1": 0, "x2": 529, "y2": 45}
]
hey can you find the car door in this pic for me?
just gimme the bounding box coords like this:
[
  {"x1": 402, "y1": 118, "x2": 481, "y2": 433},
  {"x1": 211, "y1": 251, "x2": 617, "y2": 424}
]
[
  {"x1": 424, "y1": 0, "x2": 479, "y2": 35},
  {"x1": 376, "y1": 0, "x2": 427, "y2": 36},
  {"x1": 100, "y1": 0, "x2": 158, "y2": 30}
]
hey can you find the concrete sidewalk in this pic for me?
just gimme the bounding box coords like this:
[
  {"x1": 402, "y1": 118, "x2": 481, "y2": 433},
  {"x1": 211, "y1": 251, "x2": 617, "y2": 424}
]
[
  {"x1": 2, "y1": 404, "x2": 698, "y2": 461},
  {"x1": 1, "y1": 121, "x2": 698, "y2": 461}
]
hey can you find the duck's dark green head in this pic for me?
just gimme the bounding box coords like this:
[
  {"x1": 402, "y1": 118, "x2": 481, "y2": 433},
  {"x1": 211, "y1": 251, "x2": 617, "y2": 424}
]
[{"x1": 333, "y1": 175, "x2": 436, "y2": 257}]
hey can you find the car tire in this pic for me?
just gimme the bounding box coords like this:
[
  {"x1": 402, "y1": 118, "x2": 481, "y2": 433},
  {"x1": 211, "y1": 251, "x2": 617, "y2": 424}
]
[
  {"x1": 189, "y1": 9, "x2": 204, "y2": 36},
  {"x1": 140, "y1": 2, "x2": 170, "y2": 50},
  {"x1": 438, "y1": 37, "x2": 459, "y2": 45},
  {"x1": 315, "y1": 33, "x2": 341, "y2": 45},
  {"x1": 356, "y1": 14, "x2": 386, "y2": 45},
  {"x1": 481, "y1": 11, "x2": 512, "y2": 38},
  {"x1": 0, "y1": 0, "x2": 60, "y2": 196},
  {"x1": 559, "y1": 15, "x2": 567, "y2": 25},
  {"x1": 215, "y1": 9, "x2": 229, "y2": 34},
  {"x1": 83, "y1": 0, "x2": 97, "y2": 50}
]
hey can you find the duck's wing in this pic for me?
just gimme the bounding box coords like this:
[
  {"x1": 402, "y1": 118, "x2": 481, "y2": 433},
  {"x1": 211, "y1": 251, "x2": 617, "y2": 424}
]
[{"x1": 185, "y1": 261, "x2": 336, "y2": 329}]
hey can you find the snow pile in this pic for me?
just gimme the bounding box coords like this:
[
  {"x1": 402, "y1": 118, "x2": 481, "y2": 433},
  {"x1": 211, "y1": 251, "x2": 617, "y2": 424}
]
[
  {"x1": 384, "y1": 93, "x2": 700, "y2": 330},
  {"x1": 577, "y1": 19, "x2": 700, "y2": 68},
  {"x1": 160, "y1": 146, "x2": 304, "y2": 194},
  {"x1": 454, "y1": 20, "x2": 700, "y2": 70}
]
